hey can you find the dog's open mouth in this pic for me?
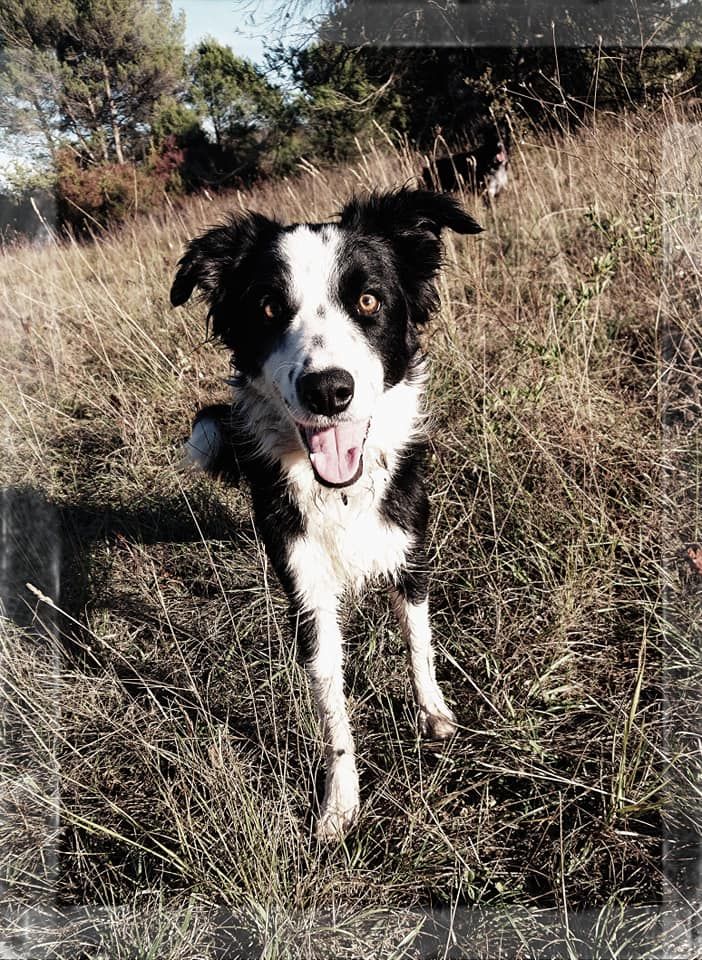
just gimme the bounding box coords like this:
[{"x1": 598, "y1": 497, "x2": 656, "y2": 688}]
[{"x1": 299, "y1": 421, "x2": 369, "y2": 488}]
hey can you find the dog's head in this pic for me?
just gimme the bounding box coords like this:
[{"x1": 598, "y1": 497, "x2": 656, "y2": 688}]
[{"x1": 171, "y1": 188, "x2": 481, "y2": 487}]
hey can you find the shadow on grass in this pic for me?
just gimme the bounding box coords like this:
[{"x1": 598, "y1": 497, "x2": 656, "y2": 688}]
[
  {"x1": 1, "y1": 481, "x2": 256, "y2": 722},
  {"x1": 0, "y1": 481, "x2": 290, "y2": 901}
]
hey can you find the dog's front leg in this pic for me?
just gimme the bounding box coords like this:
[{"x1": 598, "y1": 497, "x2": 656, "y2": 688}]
[
  {"x1": 295, "y1": 605, "x2": 359, "y2": 840},
  {"x1": 391, "y1": 580, "x2": 457, "y2": 741}
]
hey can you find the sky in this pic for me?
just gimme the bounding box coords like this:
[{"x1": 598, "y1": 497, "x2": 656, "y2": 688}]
[
  {"x1": 175, "y1": 0, "x2": 269, "y2": 62},
  {"x1": 175, "y1": 0, "x2": 324, "y2": 64}
]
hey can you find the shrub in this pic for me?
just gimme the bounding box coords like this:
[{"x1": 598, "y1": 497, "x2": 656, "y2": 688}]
[{"x1": 55, "y1": 147, "x2": 184, "y2": 235}]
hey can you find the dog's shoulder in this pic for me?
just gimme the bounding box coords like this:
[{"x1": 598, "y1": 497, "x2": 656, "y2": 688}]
[{"x1": 378, "y1": 438, "x2": 429, "y2": 534}]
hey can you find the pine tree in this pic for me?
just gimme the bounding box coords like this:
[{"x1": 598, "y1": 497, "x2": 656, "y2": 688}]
[
  {"x1": 189, "y1": 38, "x2": 284, "y2": 149},
  {"x1": 0, "y1": 0, "x2": 186, "y2": 165}
]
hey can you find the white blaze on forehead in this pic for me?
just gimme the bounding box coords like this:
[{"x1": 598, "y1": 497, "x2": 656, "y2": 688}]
[{"x1": 278, "y1": 223, "x2": 341, "y2": 310}]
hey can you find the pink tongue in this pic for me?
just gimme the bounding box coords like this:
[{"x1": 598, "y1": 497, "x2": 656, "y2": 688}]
[{"x1": 304, "y1": 421, "x2": 367, "y2": 485}]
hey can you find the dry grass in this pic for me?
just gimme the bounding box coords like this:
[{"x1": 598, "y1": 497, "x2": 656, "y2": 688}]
[{"x1": 0, "y1": 101, "x2": 700, "y2": 957}]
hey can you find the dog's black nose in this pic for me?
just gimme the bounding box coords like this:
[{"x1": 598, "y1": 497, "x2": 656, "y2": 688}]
[{"x1": 298, "y1": 368, "x2": 355, "y2": 416}]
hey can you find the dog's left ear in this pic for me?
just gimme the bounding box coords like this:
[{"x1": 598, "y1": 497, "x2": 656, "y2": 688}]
[
  {"x1": 340, "y1": 189, "x2": 481, "y2": 327},
  {"x1": 339, "y1": 188, "x2": 483, "y2": 239}
]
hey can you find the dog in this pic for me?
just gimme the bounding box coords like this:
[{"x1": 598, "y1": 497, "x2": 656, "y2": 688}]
[
  {"x1": 170, "y1": 188, "x2": 482, "y2": 840},
  {"x1": 421, "y1": 133, "x2": 509, "y2": 200}
]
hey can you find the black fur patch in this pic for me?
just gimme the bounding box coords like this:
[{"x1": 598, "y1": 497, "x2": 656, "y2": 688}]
[
  {"x1": 170, "y1": 213, "x2": 293, "y2": 377},
  {"x1": 334, "y1": 234, "x2": 413, "y2": 388},
  {"x1": 336, "y1": 189, "x2": 481, "y2": 385},
  {"x1": 338, "y1": 188, "x2": 481, "y2": 326},
  {"x1": 381, "y1": 440, "x2": 431, "y2": 604}
]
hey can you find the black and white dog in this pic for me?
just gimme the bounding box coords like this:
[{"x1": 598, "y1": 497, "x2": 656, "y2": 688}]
[
  {"x1": 422, "y1": 134, "x2": 509, "y2": 200},
  {"x1": 170, "y1": 188, "x2": 482, "y2": 839}
]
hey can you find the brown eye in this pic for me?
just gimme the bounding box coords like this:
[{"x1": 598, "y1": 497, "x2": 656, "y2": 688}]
[
  {"x1": 357, "y1": 292, "x2": 380, "y2": 316},
  {"x1": 262, "y1": 299, "x2": 277, "y2": 320}
]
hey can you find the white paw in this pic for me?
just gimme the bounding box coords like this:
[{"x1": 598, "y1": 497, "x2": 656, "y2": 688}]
[
  {"x1": 419, "y1": 706, "x2": 458, "y2": 741},
  {"x1": 181, "y1": 417, "x2": 221, "y2": 472},
  {"x1": 316, "y1": 801, "x2": 359, "y2": 841},
  {"x1": 316, "y1": 761, "x2": 359, "y2": 842}
]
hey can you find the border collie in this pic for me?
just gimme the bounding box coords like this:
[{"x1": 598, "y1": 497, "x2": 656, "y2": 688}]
[
  {"x1": 170, "y1": 188, "x2": 482, "y2": 840},
  {"x1": 422, "y1": 135, "x2": 509, "y2": 200}
]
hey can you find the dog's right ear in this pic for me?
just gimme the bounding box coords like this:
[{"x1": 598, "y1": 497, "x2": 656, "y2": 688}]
[{"x1": 170, "y1": 212, "x2": 279, "y2": 309}]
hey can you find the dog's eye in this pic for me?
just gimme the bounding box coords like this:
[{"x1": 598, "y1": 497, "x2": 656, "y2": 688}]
[
  {"x1": 357, "y1": 293, "x2": 381, "y2": 316},
  {"x1": 262, "y1": 298, "x2": 279, "y2": 320}
]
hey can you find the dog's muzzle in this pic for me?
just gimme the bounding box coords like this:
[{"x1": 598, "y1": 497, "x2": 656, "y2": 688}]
[{"x1": 296, "y1": 368, "x2": 367, "y2": 487}]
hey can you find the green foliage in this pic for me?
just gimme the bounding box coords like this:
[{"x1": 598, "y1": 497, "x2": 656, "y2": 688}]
[
  {"x1": 186, "y1": 37, "x2": 300, "y2": 177},
  {"x1": 0, "y1": 0, "x2": 186, "y2": 165},
  {"x1": 0, "y1": 155, "x2": 57, "y2": 197},
  {"x1": 323, "y1": 0, "x2": 702, "y2": 47},
  {"x1": 189, "y1": 38, "x2": 283, "y2": 147},
  {"x1": 3, "y1": 0, "x2": 702, "y2": 239},
  {"x1": 283, "y1": 41, "x2": 404, "y2": 162},
  {"x1": 0, "y1": 0, "x2": 194, "y2": 235},
  {"x1": 0, "y1": 0, "x2": 74, "y2": 48},
  {"x1": 581, "y1": 45, "x2": 702, "y2": 105},
  {"x1": 55, "y1": 144, "x2": 183, "y2": 233},
  {"x1": 61, "y1": 0, "x2": 187, "y2": 162},
  {"x1": 301, "y1": 1, "x2": 702, "y2": 142},
  {"x1": 150, "y1": 96, "x2": 203, "y2": 148},
  {"x1": 0, "y1": 45, "x2": 66, "y2": 155}
]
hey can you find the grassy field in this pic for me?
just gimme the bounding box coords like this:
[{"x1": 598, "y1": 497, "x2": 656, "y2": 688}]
[{"x1": 0, "y1": 102, "x2": 700, "y2": 958}]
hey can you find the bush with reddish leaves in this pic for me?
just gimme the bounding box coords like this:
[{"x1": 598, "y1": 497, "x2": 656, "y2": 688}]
[{"x1": 55, "y1": 147, "x2": 185, "y2": 235}]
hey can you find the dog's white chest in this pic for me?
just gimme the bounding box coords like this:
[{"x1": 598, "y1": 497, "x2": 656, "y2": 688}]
[{"x1": 287, "y1": 463, "x2": 411, "y2": 601}]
